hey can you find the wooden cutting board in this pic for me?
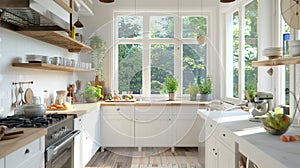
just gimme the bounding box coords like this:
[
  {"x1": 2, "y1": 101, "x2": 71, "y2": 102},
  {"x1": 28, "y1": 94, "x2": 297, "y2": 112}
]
[{"x1": 1, "y1": 130, "x2": 24, "y2": 140}]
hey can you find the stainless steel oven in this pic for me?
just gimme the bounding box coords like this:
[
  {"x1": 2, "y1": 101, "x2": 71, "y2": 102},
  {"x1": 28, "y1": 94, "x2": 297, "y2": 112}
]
[
  {"x1": 46, "y1": 130, "x2": 80, "y2": 168},
  {"x1": 0, "y1": 113, "x2": 80, "y2": 168}
]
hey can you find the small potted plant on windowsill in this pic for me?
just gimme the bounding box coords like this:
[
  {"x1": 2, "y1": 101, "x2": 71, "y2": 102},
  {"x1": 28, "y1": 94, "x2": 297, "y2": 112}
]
[
  {"x1": 165, "y1": 74, "x2": 179, "y2": 101},
  {"x1": 199, "y1": 76, "x2": 212, "y2": 101},
  {"x1": 186, "y1": 84, "x2": 199, "y2": 101}
]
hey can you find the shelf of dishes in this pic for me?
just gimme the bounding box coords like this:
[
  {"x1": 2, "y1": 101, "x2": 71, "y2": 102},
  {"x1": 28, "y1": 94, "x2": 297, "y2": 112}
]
[
  {"x1": 12, "y1": 62, "x2": 93, "y2": 72},
  {"x1": 252, "y1": 56, "x2": 300, "y2": 67}
]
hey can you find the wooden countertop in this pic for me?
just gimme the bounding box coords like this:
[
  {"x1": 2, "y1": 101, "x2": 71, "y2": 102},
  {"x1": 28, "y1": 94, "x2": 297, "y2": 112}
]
[
  {"x1": 0, "y1": 128, "x2": 47, "y2": 158},
  {"x1": 46, "y1": 101, "x2": 209, "y2": 117},
  {"x1": 198, "y1": 110, "x2": 300, "y2": 168},
  {"x1": 100, "y1": 100, "x2": 211, "y2": 106},
  {"x1": 46, "y1": 102, "x2": 100, "y2": 117}
]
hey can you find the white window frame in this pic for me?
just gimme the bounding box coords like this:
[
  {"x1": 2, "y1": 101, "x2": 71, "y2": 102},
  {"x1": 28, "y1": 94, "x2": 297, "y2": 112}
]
[
  {"x1": 113, "y1": 11, "x2": 212, "y2": 98},
  {"x1": 223, "y1": 0, "x2": 257, "y2": 104}
]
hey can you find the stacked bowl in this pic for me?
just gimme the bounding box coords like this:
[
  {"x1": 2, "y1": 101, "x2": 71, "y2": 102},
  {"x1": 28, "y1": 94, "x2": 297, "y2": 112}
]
[
  {"x1": 263, "y1": 47, "x2": 283, "y2": 59},
  {"x1": 288, "y1": 40, "x2": 300, "y2": 56}
]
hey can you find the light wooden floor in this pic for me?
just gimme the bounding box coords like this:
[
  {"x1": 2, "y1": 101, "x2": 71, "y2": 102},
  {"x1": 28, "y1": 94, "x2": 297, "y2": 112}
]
[{"x1": 86, "y1": 147, "x2": 201, "y2": 168}]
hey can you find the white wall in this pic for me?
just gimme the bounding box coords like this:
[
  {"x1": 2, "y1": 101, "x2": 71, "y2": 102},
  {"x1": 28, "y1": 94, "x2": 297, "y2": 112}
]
[{"x1": 0, "y1": 28, "x2": 81, "y2": 117}]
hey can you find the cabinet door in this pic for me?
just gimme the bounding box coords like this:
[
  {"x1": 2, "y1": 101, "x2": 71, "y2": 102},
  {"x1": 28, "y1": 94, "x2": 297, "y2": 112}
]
[
  {"x1": 174, "y1": 105, "x2": 201, "y2": 146},
  {"x1": 74, "y1": 118, "x2": 83, "y2": 168},
  {"x1": 135, "y1": 105, "x2": 173, "y2": 147},
  {"x1": 80, "y1": 108, "x2": 101, "y2": 166},
  {"x1": 216, "y1": 140, "x2": 235, "y2": 168},
  {"x1": 0, "y1": 157, "x2": 4, "y2": 168},
  {"x1": 101, "y1": 105, "x2": 134, "y2": 147},
  {"x1": 205, "y1": 135, "x2": 218, "y2": 168}
]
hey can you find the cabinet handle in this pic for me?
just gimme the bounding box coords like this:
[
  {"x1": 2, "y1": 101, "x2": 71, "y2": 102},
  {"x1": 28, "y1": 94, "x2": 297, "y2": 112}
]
[
  {"x1": 212, "y1": 148, "x2": 215, "y2": 151},
  {"x1": 210, "y1": 124, "x2": 213, "y2": 127},
  {"x1": 223, "y1": 133, "x2": 226, "y2": 137},
  {"x1": 215, "y1": 152, "x2": 218, "y2": 155},
  {"x1": 24, "y1": 149, "x2": 30, "y2": 154},
  {"x1": 116, "y1": 108, "x2": 120, "y2": 111}
]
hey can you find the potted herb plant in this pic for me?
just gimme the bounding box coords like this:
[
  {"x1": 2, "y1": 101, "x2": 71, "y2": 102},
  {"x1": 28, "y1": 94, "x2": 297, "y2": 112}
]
[
  {"x1": 199, "y1": 76, "x2": 212, "y2": 101},
  {"x1": 84, "y1": 82, "x2": 103, "y2": 103},
  {"x1": 186, "y1": 84, "x2": 199, "y2": 101},
  {"x1": 165, "y1": 74, "x2": 179, "y2": 101}
]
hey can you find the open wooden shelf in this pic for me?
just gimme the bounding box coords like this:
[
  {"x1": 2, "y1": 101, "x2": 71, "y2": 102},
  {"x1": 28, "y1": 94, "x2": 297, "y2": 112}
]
[
  {"x1": 17, "y1": 31, "x2": 92, "y2": 53},
  {"x1": 12, "y1": 63, "x2": 93, "y2": 72},
  {"x1": 252, "y1": 56, "x2": 300, "y2": 67}
]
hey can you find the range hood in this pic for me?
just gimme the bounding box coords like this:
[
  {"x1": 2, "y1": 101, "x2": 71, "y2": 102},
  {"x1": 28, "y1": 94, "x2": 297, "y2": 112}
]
[{"x1": 0, "y1": 0, "x2": 70, "y2": 31}]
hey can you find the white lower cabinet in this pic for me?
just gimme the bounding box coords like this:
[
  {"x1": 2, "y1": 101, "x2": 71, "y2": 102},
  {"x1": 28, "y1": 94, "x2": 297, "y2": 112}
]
[
  {"x1": 74, "y1": 107, "x2": 101, "y2": 168},
  {"x1": 5, "y1": 137, "x2": 45, "y2": 168},
  {"x1": 0, "y1": 158, "x2": 5, "y2": 167},
  {"x1": 101, "y1": 105, "x2": 135, "y2": 147},
  {"x1": 0, "y1": 157, "x2": 3, "y2": 168},
  {"x1": 174, "y1": 105, "x2": 203, "y2": 147},
  {"x1": 101, "y1": 104, "x2": 204, "y2": 148},
  {"x1": 205, "y1": 120, "x2": 235, "y2": 168},
  {"x1": 135, "y1": 106, "x2": 173, "y2": 147}
]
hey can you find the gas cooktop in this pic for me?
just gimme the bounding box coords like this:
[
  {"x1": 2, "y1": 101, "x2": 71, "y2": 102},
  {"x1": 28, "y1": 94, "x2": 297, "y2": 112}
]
[{"x1": 0, "y1": 113, "x2": 69, "y2": 128}]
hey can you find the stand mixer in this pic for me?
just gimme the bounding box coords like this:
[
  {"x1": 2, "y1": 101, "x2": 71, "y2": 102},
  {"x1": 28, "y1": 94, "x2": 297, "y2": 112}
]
[{"x1": 249, "y1": 92, "x2": 273, "y2": 121}]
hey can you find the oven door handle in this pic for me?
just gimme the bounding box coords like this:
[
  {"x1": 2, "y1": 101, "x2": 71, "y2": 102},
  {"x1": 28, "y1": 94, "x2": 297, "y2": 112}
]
[{"x1": 46, "y1": 130, "x2": 80, "y2": 162}]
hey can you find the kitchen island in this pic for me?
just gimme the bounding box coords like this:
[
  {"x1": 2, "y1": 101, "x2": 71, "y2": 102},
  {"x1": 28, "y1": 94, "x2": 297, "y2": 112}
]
[{"x1": 198, "y1": 109, "x2": 300, "y2": 168}]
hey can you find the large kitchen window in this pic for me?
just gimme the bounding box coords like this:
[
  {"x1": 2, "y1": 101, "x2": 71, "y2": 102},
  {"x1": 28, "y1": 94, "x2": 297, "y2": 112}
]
[
  {"x1": 115, "y1": 12, "x2": 208, "y2": 96},
  {"x1": 226, "y1": 0, "x2": 258, "y2": 101}
]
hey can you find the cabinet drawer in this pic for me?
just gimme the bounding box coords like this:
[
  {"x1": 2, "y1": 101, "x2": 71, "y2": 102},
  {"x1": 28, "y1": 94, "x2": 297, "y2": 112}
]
[
  {"x1": 217, "y1": 126, "x2": 235, "y2": 149},
  {"x1": 204, "y1": 118, "x2": 218, "y2": 138},
  {"x1": 102, "y1": 106, "x2": 134, "y2": 115},
  {"x1": 6, "y1": 138, "x2": 43, "y2": 168}
]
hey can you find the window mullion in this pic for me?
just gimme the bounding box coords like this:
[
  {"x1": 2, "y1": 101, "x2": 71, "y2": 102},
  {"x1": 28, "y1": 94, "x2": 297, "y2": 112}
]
[
  {"x1": 143, "y1": 14, "x2": 150, "y2": 96},
  {"x1": 238, "y1": 6, "x2": 245, "y2": 100}
]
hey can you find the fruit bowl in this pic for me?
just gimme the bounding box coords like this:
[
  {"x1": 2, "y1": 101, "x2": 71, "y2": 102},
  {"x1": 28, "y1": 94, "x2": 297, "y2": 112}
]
[{"x1": 261, "y1": 112, "x2": 291, "y2": 135}]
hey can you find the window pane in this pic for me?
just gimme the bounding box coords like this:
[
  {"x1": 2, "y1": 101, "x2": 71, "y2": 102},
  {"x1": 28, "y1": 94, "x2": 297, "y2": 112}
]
[
  {"x1": 233, "y1": 11, "x2": 239, "y2": 98},
  {"x1": 244, "y1": 0, "x2": 258, "y2": 99},
  {"x1": 150, "y1": 44, "x2": 174, "y2": 94},
  {"x1": 182, "y1": 16, "x2": 207, "y2": 38},
  {"x1": 150, "y1": 16, "x2": 174, "y2": 38},
  {"x1": 183, "y1": 44, "x2": 206, "y2": 94},
  {"x1": 118, "y1": 16, "x2": 143, "y2": 38},
  {"x1": 118, "y1": 44, "x2": 142, "y2": 94}
]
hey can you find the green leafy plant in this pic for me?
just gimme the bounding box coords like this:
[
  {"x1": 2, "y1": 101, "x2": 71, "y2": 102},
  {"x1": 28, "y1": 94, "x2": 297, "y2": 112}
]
[
  {"x1": 199, "y1": 76, "x2": 212, "y2": 94},
  {"x1": 165, "y1": 74, "x2": 178, "y2": 93},
  {"x1": 84, "y1": 82, "x2": 103, "y2": 102},
  {"x1": 89, "y1": 35, "x2": 106, "y2": 81},
  {"x1": 186, "y1": 84, "x2": 199, "y2": 95}
]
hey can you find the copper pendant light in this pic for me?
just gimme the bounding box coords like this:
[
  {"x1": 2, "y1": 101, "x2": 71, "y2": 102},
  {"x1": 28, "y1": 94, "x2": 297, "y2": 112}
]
[
  {"x1": 99, "y1": 0, "x2": 114, "y2": 3},
  {"x1": 220, "y1": 0, "x2": 235, "y2": 2}
]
